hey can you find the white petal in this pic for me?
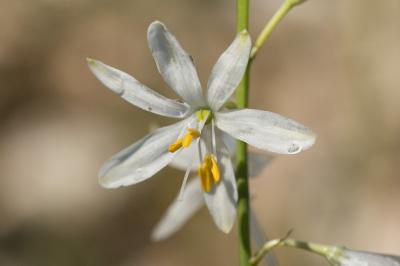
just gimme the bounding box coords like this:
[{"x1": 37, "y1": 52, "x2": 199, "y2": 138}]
[
  {"x1": 222, "y1": 132, "x2": 236, "y2": 154},
  {"x1": 203, "y1": 134, "x2": 237, "y2": 233},
  {"x1": 169, "y1": 140, "x2": 201, "y2": 171},
  {"x1": 99, "y1": 116, "x2": 193, "y2": 188},
  {"x1": 151, "y1": 178, "x2": 204, "y2": 241},
  {"x1": 215, "y1": 109, "x2": 316, "y2": 154},
  {"x1": 147, "y1": 21, "x2": 205, "y2": 108},
  {"x1": 206, "y1": 31, "x2": 251, "y2": 111},
  {"x1": 87, "y1": 58, "x2": 189, "y2": 118}
]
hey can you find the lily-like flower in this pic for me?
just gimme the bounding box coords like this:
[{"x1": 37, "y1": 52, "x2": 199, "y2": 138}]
[
  {"x1": 87, "y1": 21, "x2": 316, "y2": 233},
  {"x1": 328, "y1": 247, "x2": 400, "y2": 266}
]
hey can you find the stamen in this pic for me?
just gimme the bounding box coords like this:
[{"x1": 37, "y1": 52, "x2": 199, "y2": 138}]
[
  {"x1": 197, "y1": 137, "x2": 203, "y2": 164},
  {"x1": 177, "y1": 136, "x2": 202, "y2": 201},
  {"x1": 211, "y1": 119, "x2": 217, "y2": 158},
  {"x1": 168, "y1": 138, "x2": 183, "y2": 152},
  {"x1": 198, "y1": 153, "x2": 221, "y2": 192},
  {"x1": 177, "y1": 159, "x2": 193, "y2": 200},
  {"x1": 169, "y1": 128, "x2": 200, "y2": 153},
  {"x1": 210, "y1": 155, "x2": 220, "y2": 182},
  {"x1": 182, "y1": 128, "x2": 200, "y2": 147},
  {"x1": 198, "y1": 164, "x2": 212, "y2": 192}
]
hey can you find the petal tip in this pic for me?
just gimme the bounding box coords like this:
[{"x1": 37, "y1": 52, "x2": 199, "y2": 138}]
[
  {"x1": 150, "y1": 228, "x2": 166, "y2": 242},
  {"x1": 291, "y1": 131, "x2": 317, "y2": 154},
  {"x1": 86, "y1": 58, "x2": 102, "y2": 72},
  {"x1": 86, "y1": 57, "x2": 95, "y2": 64},
  {"x1": 98, "y1": 173, "x2": 119, "y2": 189},
  {"x1": 151, "y1": 20, "x2": 163, "y2": 26},
  {"x1": 86, "y1": 58, "x2": 100, "y2": 70},
  {"x1": 305, "y1": 131, "x2": 317, "y2": 147},
  {"x1": 218, "y1": 222, "x2": 234, "y2": 234},
  {"x1": 148, "y1": 20, "x2": 166, "y2": 32}
]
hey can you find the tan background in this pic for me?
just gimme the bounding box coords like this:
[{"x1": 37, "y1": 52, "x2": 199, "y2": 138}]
[{"x1": 0, "y1": 0, "x2": 399, "y2": 265}]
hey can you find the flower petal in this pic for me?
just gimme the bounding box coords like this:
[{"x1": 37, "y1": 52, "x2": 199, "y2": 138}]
[
  {"x1": 206, "y1": 31, "x2": 251, "y2": 111},
  {"x1": 203, "y1": 133, "x2": 237, "y2": 233},
  {"x1": 87, "y1": 58, "x2": 189, "y2": 118},
  {"x1": 151, "y1": 178, "x2": 204, "y2": 241},
  {"x1": 99, "y1": 116, "x2": 193, "y2": 188},
  {"x1": 147, "y1": 21, "x2": 205, "y2": 108},
  {"x1": 215, "y1": 109, "x2": 316, "y2": 154}
]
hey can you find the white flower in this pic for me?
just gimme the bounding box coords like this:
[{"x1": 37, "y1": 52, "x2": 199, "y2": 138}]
[
  {"x1": 330, "y1": 247, "x2": 400, "y2": 266},
  {"x1": 87, "y1": 21, "x2": 316, "y2": 234}
]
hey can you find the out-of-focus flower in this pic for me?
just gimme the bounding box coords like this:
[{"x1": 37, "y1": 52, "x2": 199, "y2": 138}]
[
  {"x1": 329, "y1": 247, "x2": 400, "y2": 266},
  {"x1": 87, "y1": 21, "x2": 315, "y2": 233}
]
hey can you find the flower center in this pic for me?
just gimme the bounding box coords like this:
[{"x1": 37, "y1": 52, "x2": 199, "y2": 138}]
[
  {"x1": 168, "y1": 108, "x2": 220, "y2": 194},
  {"x1": 198, "y1": 154, "x2": 220, "y2": 192},
  {"x1": 195, "y1": 109, "x2": 212, "y2": 125}
]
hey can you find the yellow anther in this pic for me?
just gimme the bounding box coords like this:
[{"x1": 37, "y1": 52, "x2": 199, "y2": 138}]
[
  {"x1": 199, "y1": 164, "x2": 212, "y2": 193},
  {"x1": 182, "y1": 128, "x2": 200, "y2": 147},
  {"x1": 168, "y1": 138, "x2": 183, "y2": 153},
  {"x1": 169, "y1": 128, "x2": 200, "y2": 153},
  {"x1": 198, "y1": 154, "x2": 221, "y2": 192},
  {"x1": 210, "y1": 156, "x2": 220, "y2": 182},
  {"x1": 182, "y1": 134, "x2": 193, "y2": 148},
  {"x1": 187, "y1": 128, "x2": 200, "y2": 137}
]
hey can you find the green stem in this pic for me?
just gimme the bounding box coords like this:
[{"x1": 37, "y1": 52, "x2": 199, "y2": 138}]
[
  {"x1": 235, "y1": 0, "x2": 305, "y2": 265},
  {"x1": 250, "y1": 0, "x2": 304, "y2": 60},
  {"x1": 236, "y1": 0, "x2": 250, "y2": 266}
]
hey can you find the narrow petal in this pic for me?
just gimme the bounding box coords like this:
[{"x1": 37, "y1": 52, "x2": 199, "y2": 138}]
[
  {"x1": 87, "y1": 58, "x2": 189, "y2": 118},
  {"x1": 203, "y1": 133, "x2": 237, "y2": 233},
  {"x1": 147, "y1": 21, "x2": 205, "y2": 108},
  {"x1": 215, "y1": 109, "x2": 316, "y2": 154},
  {"x1": 151, "y1": 178, "x2": 204, "y2": 241},
  {"x1": 99, "y1": 116, "x2": 193, "y2": 188},
  {"x1": 206, "y1": 31, "x2": 251, "y2": 111}
]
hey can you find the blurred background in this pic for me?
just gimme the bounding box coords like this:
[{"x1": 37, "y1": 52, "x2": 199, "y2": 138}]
[{"x1": 0, "y1": 0, "x2": 399, "y2": 265}]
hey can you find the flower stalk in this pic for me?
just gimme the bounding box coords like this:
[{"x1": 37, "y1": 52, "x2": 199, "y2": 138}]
[
  {"x1": 250, "y1": 0, "x2": 306, "y2": 60},
  {"x1": 236, "y1": 0, "x2": 308, "y2": 265},
  {"x1": 236, "y1": 0, "x2": 251, "y2": 265}
]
